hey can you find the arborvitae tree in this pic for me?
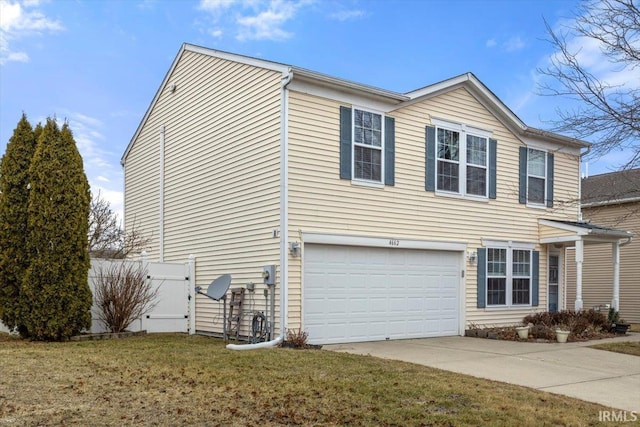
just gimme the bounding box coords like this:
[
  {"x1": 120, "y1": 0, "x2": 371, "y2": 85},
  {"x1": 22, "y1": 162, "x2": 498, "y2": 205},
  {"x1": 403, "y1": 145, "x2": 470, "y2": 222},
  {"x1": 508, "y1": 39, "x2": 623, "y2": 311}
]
[
  {"x1": 20, "y1": 119, "x2": 92, "y2": 340},
  {"x1": 0, "y1": 114, "x2": 37, "y2": 332}
]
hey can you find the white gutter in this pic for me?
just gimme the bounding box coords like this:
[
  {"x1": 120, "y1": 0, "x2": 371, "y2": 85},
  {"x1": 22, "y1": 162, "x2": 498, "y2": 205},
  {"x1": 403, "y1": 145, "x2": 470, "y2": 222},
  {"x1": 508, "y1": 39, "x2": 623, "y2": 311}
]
[
  {"x1": 279, "y1": 68, "x2": 293, "y2": 339},
  {"x1": 159, "y1": 125, "x2": 165, "y2": 262},
  {"x1": 620, "y1": 235, "x2": 633, "y2": 247}
]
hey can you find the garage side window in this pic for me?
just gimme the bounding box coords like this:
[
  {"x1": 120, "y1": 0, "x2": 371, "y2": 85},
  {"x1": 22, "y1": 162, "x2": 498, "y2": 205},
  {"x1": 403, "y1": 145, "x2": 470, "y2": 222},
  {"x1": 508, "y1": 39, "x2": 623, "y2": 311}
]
[{"x1": 477, "y1": 247, "x2": 539, "y2": 308}]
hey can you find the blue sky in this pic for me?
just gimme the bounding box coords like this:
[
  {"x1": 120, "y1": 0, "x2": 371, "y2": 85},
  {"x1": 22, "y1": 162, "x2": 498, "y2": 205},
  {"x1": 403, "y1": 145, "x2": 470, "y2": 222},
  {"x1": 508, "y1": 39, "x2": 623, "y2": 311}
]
[{"x1": 1, "y1": 0, "x2": 636, "y2": 219}]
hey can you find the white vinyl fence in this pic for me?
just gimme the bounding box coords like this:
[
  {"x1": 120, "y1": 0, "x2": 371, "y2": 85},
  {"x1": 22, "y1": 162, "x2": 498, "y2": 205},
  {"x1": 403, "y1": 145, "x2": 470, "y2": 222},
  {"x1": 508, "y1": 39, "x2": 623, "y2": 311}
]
[
  {"x1": 0, "y1": 254, "x2": 195, "y2": 335},
  {"x1": 89, "y1": 254, "x2": 195, "y2": 334}
]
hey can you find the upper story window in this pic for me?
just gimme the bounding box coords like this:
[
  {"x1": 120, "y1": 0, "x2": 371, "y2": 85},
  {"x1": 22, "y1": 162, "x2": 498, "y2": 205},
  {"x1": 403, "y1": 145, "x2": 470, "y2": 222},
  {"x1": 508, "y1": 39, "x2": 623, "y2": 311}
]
[
  {"x1": 527, "y1": 148, "x2": 546, "y2": 204},
  {"x1": 353, "y1": 109, "x2": 383, "y2": 182},
  {"x1": 427, "y1": 120, "x2": 495, "y2": 199},
  {"x1": 519, "y1": 146, "x2": 554, "y2": 207},
  {"x1": 339, "y1": 106, "x2": 395, "y2": 187}
]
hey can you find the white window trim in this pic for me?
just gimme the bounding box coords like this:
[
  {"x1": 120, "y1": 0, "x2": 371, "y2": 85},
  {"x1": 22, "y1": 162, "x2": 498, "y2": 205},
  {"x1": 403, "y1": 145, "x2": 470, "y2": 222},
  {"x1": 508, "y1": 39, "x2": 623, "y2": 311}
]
[
  {"x1": 432, "y1": 119, "x2": 492, "y2": 199},
  {"x1": 526, "y1": 147, "x2": 547, "y2": 207},
  {"x1": 351, "y1": 106, "x2": 385, "y2": 184},
  {"x1": 484, "y1": 242, "x2": 533, "y2": 308}
]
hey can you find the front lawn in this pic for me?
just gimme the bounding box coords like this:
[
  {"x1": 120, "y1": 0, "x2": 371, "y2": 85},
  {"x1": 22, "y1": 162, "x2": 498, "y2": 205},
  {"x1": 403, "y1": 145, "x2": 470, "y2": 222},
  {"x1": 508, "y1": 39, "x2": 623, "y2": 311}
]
[
  {"x1": 0, "y1": 333, "x2": 615, "y2": 426},
  {"x1": 590, "y1": 341, "x2": 640, "y2": 357}
]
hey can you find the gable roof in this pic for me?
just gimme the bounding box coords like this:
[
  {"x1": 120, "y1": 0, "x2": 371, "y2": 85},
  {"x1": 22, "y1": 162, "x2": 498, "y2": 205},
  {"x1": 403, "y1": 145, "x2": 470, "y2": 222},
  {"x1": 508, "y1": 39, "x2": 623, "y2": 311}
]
[
  {"x1": 582, "y1": 168, "x2": 640, "y2": 206},
  {"x1": 122, "y1": 43, "x2": 590, "y2": 164}
]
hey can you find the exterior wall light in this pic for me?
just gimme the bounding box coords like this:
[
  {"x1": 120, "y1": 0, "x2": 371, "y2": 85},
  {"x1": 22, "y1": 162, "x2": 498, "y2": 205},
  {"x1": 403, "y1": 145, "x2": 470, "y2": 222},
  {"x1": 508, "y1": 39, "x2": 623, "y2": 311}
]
[
  {"x1": 468, "y1": 250, "x2": 477, "y2": 264},
  {"x1": 289, "y1": 241, "x2": 301, "y2": 257}
]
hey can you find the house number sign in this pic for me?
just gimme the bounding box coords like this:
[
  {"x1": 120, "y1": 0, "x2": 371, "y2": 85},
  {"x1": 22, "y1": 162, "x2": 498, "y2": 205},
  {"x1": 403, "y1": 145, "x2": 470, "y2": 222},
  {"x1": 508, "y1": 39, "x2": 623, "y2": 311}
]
[{"x1": 388, "y1": 239, "x2": 400, "y2": 247}]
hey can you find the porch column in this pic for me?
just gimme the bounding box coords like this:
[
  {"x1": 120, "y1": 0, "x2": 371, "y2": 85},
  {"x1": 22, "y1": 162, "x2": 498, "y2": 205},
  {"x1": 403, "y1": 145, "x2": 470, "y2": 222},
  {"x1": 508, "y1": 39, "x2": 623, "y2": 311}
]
[
  {"x1": 612, "y1": 242, "x2": 620, "y2": 311},
  {"x1": 574, "y1": 239, "x2": 584, "y2": 311}
]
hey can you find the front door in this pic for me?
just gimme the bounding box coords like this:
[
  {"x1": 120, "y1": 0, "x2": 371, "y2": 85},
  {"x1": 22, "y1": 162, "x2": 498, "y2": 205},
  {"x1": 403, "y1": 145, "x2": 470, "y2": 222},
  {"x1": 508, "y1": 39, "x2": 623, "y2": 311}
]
[{"x1": 548, "y1": 254, "x2": 560, "y2": 312}]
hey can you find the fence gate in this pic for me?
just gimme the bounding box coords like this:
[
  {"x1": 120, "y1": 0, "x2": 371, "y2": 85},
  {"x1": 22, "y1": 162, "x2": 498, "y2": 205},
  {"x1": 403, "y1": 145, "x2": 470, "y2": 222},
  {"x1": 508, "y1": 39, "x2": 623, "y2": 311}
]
[{"x1": 89, "y1": 256, "x2": 192, "y2": 334}]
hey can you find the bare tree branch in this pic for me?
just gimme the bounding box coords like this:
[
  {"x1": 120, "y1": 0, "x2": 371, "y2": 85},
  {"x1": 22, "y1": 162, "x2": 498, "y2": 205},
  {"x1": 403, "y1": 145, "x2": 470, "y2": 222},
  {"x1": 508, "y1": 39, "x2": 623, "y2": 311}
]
[
  {"x1": 537, "y1": 0, "x2": 640, "y2": 170},
  {"x1": 89, "y1": 191, "x2": 151, "y2": 259}
]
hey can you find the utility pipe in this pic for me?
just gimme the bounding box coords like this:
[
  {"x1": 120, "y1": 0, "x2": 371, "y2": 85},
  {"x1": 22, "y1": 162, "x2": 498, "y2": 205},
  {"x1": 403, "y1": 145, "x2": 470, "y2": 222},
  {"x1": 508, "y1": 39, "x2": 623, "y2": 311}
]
[{"x1": 226, "y1": 336, "x2": 283, "y2": 351}]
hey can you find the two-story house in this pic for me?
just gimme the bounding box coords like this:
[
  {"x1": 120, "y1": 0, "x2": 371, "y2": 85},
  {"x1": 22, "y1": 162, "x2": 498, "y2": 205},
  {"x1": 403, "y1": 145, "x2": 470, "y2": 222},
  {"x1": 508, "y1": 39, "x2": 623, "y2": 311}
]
[{"x1": 122, "y1": 44, "x2": 631, "y2": 345}]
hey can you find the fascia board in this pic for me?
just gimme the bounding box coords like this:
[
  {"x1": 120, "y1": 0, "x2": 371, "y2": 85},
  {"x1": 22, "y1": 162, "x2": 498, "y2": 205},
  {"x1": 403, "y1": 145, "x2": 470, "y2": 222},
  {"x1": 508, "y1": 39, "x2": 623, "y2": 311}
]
[
  {"x1": 291, "y1": 67, "x2": 408, "y2": 103},
  {"x1": 184, "y1": 43, "x2": 290, "y2": 73}
]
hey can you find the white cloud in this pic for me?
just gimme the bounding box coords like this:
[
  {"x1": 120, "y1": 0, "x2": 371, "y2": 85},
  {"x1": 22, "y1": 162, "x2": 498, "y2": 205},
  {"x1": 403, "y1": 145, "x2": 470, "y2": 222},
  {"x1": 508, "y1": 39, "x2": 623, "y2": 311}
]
[
  {"x1": 561, "y1": 32, "x2": 640, "y2": 90},
  {"x1": 209, "y1": 28, "x2": 223, "y2": 37},
  {"x1": 485, "y1": 38, "x2": 496, "y2": 48},
  {"x1": 199, "y1": 0, "x2": 238, "y2": 14},
  {"x1": 504, "y1": 36, "x2": 525, "y2": 52},
  {"x1": 329, "y1": 9, "x2": 364, "y2": 22},
  {"x1": 0, "y1": 0, "x2": 63, "y2": 65},
  {"x1": 197, "y1": 0, "x2": 312, "y2": 42},
  {"x1": 5, "y1": 50, "x2": 28, "y2": 62},
  {"x1": 96, "y1": 175, "x2": 110, "y2": 183},
  {"x1": 236, "y1": 0, "x2": 303, "y2": 41}
]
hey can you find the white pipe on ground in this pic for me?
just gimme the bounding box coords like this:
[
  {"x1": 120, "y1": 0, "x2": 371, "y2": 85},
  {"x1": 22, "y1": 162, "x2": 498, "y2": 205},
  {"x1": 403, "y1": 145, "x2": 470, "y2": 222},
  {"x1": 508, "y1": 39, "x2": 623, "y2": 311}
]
[{"x1": 226, "y1": 336, "x2": 283, "y2": 351}]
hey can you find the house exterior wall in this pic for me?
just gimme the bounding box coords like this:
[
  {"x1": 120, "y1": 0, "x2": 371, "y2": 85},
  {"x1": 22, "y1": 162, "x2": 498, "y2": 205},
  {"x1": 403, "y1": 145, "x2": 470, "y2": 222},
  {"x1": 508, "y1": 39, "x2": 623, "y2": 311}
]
[
  {"x1": 566, "y1": 201, "x2": 639, "y2": 322},
  {"x1": 124, "y1": 50, "x2": 283, "y2": 334},
  {"x1": 286, "y1": 87, "x2": 581, "y2": 329}
]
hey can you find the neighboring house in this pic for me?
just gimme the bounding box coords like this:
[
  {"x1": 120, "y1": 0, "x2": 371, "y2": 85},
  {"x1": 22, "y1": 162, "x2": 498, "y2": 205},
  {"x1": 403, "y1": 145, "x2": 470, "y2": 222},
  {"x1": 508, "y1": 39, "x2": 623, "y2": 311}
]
[
  {"x1": 122, "y1": 44, "x2": 631, "y2": 345},
  {"x1": 566, "y1": 170, "x2": 639, "y2": 323}
]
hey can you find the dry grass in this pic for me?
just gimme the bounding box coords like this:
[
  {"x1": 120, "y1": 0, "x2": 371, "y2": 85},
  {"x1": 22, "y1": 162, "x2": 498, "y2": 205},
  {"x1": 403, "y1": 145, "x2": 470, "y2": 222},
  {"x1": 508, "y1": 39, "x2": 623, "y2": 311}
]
[
  {"x1": 628, "y1": 323, "x2": 640, "y2": 333},
  {"x1": 0, "y1": 333, "x2": 617, "y2": 426},
  {"x1": 590, "y1": 341, "x2": 640, "y2": 357}
]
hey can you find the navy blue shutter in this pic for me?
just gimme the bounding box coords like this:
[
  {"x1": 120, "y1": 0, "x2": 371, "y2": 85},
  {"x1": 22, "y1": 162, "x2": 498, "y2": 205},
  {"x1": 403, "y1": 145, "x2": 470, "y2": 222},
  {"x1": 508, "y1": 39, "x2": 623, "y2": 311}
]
[
  {"x1": 519, "y1": 147, "x2": 527, "y2": 204},
  {"x1": 425, "y1": 126, "x2": 436, "y2": 191},
  {"x1": 339, "y1": 106, "x2": 352, "y2": 180},
  {"x1": 477, "y1": 248, "x2": 487, "y2": 308},
  {"x1": 531, "y1": 250, "x2": 539, "y2": 306},
  {"x1": 546, "y1": 153, "x2": 554, "y2": 207},
  {"x1": 384, "y1": 116, "x2": 395, "y2": 186},
  {"x1": 489, "y1": 138, "x2": 497, "y2": 199}
]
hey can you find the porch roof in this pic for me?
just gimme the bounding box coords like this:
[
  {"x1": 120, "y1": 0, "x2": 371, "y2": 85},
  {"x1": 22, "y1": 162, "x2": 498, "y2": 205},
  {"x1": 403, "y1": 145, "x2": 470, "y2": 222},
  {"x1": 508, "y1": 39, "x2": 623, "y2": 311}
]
[{"x1": 539, "y1": 219, "x2": 632, "y2": 245}]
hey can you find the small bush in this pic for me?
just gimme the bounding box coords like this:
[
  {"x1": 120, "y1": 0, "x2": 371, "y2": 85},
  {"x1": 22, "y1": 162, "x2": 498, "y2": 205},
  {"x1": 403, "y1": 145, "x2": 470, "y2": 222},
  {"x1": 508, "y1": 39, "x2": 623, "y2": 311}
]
[
  {"x1": 285, "y1": 328, "x2": 309, "y2": 348},
  {"x1": 93, "y1": 262, "x2": 159, "y2": 333},
  {"x1": 530, "y1": 324, "x2": 554, "y2": 340},
  {"x1": 523, "y1": 310, "x2": 610, "y2": 341}
]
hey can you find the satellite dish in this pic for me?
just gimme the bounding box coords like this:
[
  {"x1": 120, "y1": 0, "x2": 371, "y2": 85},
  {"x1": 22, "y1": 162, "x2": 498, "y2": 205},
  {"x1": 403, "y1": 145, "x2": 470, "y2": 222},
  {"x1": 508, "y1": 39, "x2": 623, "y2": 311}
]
[{"x1": 206, "y1": 274, "x2": 232, "y2": 301}]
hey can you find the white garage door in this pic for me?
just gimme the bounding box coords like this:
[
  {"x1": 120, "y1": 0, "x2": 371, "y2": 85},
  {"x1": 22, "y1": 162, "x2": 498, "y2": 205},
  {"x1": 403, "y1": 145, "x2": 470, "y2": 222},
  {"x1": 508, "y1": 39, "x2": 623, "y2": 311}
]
[{"x1": 304, "y1": 244, "x2": 461, "y2": 344}]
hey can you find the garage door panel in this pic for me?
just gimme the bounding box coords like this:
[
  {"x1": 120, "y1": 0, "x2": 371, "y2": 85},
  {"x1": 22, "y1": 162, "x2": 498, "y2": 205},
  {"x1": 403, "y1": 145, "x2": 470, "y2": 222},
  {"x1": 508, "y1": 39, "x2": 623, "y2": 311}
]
[{"x1": 304, "y1": 244, "x2": 461, "y2": 344}]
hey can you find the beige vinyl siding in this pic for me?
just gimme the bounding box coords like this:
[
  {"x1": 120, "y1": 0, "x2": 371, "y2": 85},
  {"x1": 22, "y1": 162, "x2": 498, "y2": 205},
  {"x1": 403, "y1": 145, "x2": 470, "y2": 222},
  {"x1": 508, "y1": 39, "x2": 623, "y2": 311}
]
[
  {"x1": 287, "y1": 87, "x2": 580, "y2": 329},
  {"x1": 565, "y1": 202, "x2": 639, "y2": 322},
  {"x1": 539, "y1": 224, "x2": 576, "y2": 241},
  {"x1": 124, "y1": 50, "x2": 283, "y2": 334}
]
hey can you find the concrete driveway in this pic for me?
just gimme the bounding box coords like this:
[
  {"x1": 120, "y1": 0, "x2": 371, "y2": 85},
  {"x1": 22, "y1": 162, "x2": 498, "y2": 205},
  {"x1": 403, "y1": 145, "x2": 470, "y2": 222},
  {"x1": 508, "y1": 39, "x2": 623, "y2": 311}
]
[{"x1": 325, "y1": 333, "x2": 640, "y2": 412}]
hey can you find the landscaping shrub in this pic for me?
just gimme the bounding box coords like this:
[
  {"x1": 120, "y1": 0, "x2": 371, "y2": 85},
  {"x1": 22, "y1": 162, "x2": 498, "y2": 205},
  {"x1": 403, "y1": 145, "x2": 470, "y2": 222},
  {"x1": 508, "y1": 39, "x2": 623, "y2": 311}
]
[
  {"x1": 530, "y1": 324, "x2": 554, "y2": 340},
  {"x1": 0, "y1": 114, "x2": 38, "y2": 333},
  {"x1": 19, "y1": 119, "x2": 92, "y2": 340},
  {"x1": 285, "y1": 328, "x2": 309, "y2": 348},
  {"x1": 93, "y1": 262, "x2": 158, "y2": 333},
  {"x1": 523, "y1": 309, "x2": 610, "y2": 341}
]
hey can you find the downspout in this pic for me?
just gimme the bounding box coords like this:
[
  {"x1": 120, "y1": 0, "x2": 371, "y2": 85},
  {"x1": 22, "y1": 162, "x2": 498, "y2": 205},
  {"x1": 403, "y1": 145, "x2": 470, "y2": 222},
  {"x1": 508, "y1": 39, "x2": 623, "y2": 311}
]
[
  {"x1": 578, "y1": 145, "x2": 592, "y2": 222},
  {"x1": 159, "y1": 125, "x2": 165, "y2": 262},
  {"x1": 227, "y1": 67, "x2": 293, "y2": 351},
  {"x1": 279, "y1": 68, "x2": 293, "y2": 339}
]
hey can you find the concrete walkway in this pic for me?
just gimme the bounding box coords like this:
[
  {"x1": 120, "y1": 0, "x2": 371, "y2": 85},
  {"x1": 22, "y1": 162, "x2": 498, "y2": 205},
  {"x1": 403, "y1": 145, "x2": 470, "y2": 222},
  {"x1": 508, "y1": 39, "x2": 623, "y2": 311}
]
[{"x1": 325, "y1": 333, "x2": 640, "y2": 412}]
